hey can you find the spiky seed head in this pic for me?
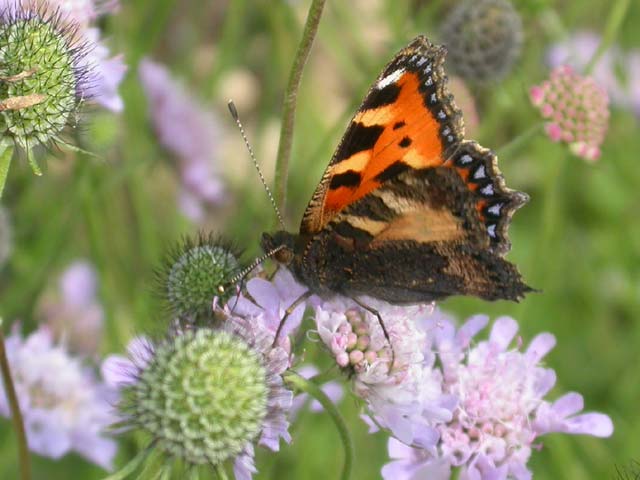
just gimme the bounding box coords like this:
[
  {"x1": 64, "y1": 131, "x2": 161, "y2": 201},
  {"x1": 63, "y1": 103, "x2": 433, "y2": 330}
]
[
  {"x1": 160, "y1": 234, "x2": 241, "y2": 323},
  {"x1": 125, "y1": 328, "x2": 269, "y2": 465},
  {"x1": 0, "y1": 7, "x2": 89, "y2": 159}
]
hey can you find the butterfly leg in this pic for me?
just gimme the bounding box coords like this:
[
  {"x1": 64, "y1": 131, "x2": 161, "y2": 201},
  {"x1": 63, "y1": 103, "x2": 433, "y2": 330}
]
[
  {"x1": 273, "y1": 290, "x2": 313, "y2": 347},
  {"x1": 351, "y1": 297, "x2": 395, "y2": 365}
]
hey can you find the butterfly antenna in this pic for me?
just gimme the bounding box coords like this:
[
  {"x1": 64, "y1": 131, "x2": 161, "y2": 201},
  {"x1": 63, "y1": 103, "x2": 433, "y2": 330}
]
[
  {"x1": 218, "y1": 244, "x2": 286, "y2": 296},
  {"x1": 227, "y1": 100, "x2": 286, "y2": 230}
]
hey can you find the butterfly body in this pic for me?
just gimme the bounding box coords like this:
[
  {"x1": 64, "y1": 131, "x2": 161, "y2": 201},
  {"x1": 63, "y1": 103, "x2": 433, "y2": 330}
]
[{"x1": 262, "y1": 36, "x2": 532, "y2": 305}]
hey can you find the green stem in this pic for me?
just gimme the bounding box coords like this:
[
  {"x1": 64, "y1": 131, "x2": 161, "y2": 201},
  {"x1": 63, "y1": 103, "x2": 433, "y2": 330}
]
[
  {"x1": 308, "y1": 365, "x2": 339, "y2": 385},
  {"x1": 0, "y1": 319, "x2": 31, "y2": 480},
  {"x1": 585, "y1": 0, "x2": 631, "y2": 74},
  {"x1": 273, "y1": 0, "x2": 326, "y2": 218},
  {"x1": 496, "y1": 123, "x2": 544, "y2": 158},
  {"x1": 0, "y1": 142, "x2": 14, "y2": 199},
  {"x1": 215, "y1": 465, "x2": 228, "y2": 480},
  {"x1": 101, "y1": 446, "x2": 153, "y2": 480},
  {"x1": 284, "y1": 371, "x2": 353, "y2": 480}
]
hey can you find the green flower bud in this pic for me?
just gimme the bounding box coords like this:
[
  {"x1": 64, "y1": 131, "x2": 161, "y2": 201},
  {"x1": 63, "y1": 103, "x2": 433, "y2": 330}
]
[
  {"x1": 0, "y1": 7, "x2": 88, "y2": 173},
  {"x1": 440, "y1": 0, "x2": 523, "y2": 84},
  {"x1": 159, "y1": 234, "x2": 241, "y2": 323}
]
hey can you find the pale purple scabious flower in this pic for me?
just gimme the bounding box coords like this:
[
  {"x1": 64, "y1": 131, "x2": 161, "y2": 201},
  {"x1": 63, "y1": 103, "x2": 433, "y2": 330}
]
[
  {"x1": 530, "y1": 65, "x2": 609, "y2": 161},
  {"x1": 38, "y1": 260, "x2": 104, "y2": 356},
  {"x1": 315, "y1": 298, "x2": 455, "y2": 447},
  {"x1": 228, "y1": 268, "x2": 313, "y2": 353},
  {"x1": 381, "y1": 315, "x2": 614, "y2": 480},
  {"x1": 139, "y1": 58, "x2": 226, "y2": 222},
  {"x1": 103, "y1": 315, "x2": 293, "y2": 479},
  {"x1": 0, "y1": 325, "x2": 117, "y2": 469}
]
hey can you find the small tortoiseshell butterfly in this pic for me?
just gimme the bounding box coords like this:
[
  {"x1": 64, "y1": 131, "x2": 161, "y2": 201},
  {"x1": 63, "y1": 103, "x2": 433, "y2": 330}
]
[{"x1": 261, "y1": 36, "x2": 531, "y2": 305}]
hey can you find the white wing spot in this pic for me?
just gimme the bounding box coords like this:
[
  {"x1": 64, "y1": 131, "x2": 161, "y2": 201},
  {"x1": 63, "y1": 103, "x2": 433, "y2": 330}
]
[
  {"x1": 487, "y1": 224, "x2": 497, "y2": 237},
  {"x1": 481, "y1": 184, "x2": 494, "y2": 196},
  {"x1": 474, "y1": 165, "x2": 486, "y2": 179},
  {"x1": 488, "y1": 203, "x2": 503, "y2": 216},
  {"x1": 460, "y1": 154, "x2": 473, "y2": 164},
  {"x1": 416, "y1": 57, "x2": 428, "y2": 67},
  {"x1": 377, "y1": 68, "x2": 405, "y2": 90}
]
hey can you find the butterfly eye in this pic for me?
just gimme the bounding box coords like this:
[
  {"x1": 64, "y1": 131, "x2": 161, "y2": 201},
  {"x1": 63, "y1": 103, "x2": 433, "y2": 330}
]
[{"x1": 274, "y1": 248, "x2": 294, "y2": 265}]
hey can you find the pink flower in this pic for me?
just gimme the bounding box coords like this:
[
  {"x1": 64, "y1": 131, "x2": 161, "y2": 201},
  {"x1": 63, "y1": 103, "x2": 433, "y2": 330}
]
[
  {"x1": 530, "y1": 65, "x2": 609, "y2": 162},
  {"x1": 381, "y1": 315, "x2": 614, "y2": 480},
  {"x1": 0, "y1": 325, "x2": 117, "y2": 469},
  {"x1": 315, "y1": 298, "x2": 455, "y2": 447}
]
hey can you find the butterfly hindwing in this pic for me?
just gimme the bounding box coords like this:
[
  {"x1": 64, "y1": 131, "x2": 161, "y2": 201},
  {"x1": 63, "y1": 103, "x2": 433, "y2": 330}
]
[{"x1": 303, "y1": 167, "x2": 530, "y2": 302}]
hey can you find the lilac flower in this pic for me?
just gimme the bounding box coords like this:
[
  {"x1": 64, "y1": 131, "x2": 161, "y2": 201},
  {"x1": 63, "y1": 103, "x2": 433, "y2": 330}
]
[
  {"x1": 0, "y1": 325, "x2": 117, "y2": 469},
  {"x1": 530, "y1": 65, "x2": 609, "y2": 161},
  {"x1": 228, "y1": 268, "x2": 314, "y2": 352},
  {"x1": 139, "y1": 58, "x2": 226, "y2": 222},
  {"x1": 37, "y1": 260, "x2": 104, "y2": 356},
  {"x1": 315, "y1": 298, "x2": 455, "y2": 447},
  {"x1": 381, "y1": 315, "x2": 614, "y2": 480},
  {"x1": 103, "y1": 315, "x2": 293, "y2": 479}
]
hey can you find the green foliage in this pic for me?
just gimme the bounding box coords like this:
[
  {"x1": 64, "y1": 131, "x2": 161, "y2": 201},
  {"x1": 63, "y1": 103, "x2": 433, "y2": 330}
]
[{"x1": 0, "y1": 0, "x2": 639, "y2": 479}]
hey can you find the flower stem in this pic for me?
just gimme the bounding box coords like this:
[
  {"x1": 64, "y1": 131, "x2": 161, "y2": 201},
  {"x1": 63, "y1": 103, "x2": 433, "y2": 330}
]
[
  {"x1": 0, "y1": 319, "x2": 31, "y2": 480},
  {"x1": 101, "y1": 445, "x2": 153, "y2": 480},
  {"x1": 308, "y1": 365, "x2": 339, "y2": 385},
  {"x1": 214, "y1": 465, "x2": 228, "y2": 480},
  {"x1": 0, "y1": 142, "x2": 14, "y2": 199},
  {"x1": 585, "y1": 0, "x2": 631, "y2": 74},
  {"x1": 273, "y1": 0, "x2": 326, "y2": 218},
  {"x1": 284, "y1": 371, "x2": 353, "y2": 480},
  {"x1": 496, "y1": 123, "x2": 544, "y2": 158}
]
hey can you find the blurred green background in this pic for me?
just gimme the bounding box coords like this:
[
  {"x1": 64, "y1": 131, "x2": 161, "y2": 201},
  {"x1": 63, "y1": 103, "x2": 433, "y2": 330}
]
[{"x1": 1, "y1": 0, "x2": 639, "y2": 478}]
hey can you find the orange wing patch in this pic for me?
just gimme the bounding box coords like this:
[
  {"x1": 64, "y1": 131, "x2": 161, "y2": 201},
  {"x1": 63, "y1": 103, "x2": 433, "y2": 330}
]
[{"x1": 323, "y1": 71, "x2": 444, "y2": 215}]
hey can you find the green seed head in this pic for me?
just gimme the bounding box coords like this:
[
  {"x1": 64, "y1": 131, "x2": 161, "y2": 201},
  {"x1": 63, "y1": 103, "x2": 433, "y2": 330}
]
[
  {"x1": 161, "y1": 234, "x2": 241, "y2": 322},
  {"x1": 0, "y1": 11, "x2": 84, "y2": 150},
  {"x1": 129, "y1": 329, "x2": 269, "y2": 465}
]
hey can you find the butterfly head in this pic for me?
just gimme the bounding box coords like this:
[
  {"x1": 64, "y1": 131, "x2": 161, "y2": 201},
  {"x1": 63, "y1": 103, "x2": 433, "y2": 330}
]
[{"x1": 260, "y1": 231, "x2": 297, "y2": 266}]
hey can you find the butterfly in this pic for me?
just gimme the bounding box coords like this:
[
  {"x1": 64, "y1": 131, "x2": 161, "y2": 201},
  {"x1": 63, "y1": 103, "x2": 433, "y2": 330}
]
[{"x1": 261, "y1": 36, "x2": 532, "y2": 309}]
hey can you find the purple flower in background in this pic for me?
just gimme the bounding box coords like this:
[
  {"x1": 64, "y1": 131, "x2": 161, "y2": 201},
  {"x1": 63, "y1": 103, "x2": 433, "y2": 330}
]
[
  {"x1": 381, "y1": 315, "x2": 614, "y2": 480},
  {"x1": 315, "y1": 298, "x2": 455, "y2": 447},
  {"x1": 38, "y1": 260, "x2": 104, "y2": 356},
  {"x1": 530, "y1": 65, "x2": 609, "y2": 161},
  {"x1": 139, "y1": 59, "x2": 226, "y2": 222},
  {"x1": 0, "y1": 325, "x2": 117, "y2": 469}
]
